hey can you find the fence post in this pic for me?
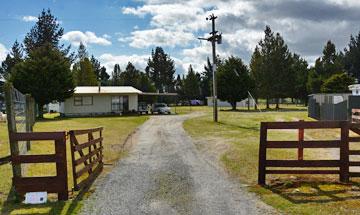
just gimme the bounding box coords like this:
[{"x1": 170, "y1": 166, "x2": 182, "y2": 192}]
[
  {"x1": 25, "y1": 94, "x2": 33, "y2": 150},
  {"x1": 4, "y1": 83, "x2": 22, "y2": 178},
  {"x1": 55, "y1": 132, "x2": 68, "y2": 200},
  {"x1": 298, "y1": 120, "x2": 304, "y2": 160},
  {"x1": 340, "y1": 121, "x2": 349, "y2": 183},
  {"x1": 258, "y1": 122, "x2": 267, "y2": 185}
]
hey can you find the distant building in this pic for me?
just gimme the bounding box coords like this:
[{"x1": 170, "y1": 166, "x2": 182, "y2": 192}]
[
  {"x1": 308, "y1": 85, "x2": 360, "y2": 121},
  {"x1": 60, "y1": 86, "x2": 141, "y2": 117},
  {"x1": 206, "y1": 97, "x2": 255, "y2": 108}
]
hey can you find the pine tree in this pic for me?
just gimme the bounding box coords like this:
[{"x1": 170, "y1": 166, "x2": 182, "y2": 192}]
[
  {"x1": 24, "y1": 9, "x2": 65, "y2": 54},
  {"x1": 11, "y1": 44, "x2": 74, "y2": 118},
  {"x1": 183, "y1": 65, "x2": 201, "y2": 101},
  {"x1": 200, "y1": 57, "x2": 213, "y2": 101},
  {"x1": 73, "y1": 43, "x2": 97, "y2": 86},
  {"x1": 146, "y1": 47, "x2": 175, "y2": 93},
  {"x1": 0, "y1": 40, "x2": 24, "y2": 80},
  {"x1": 112, "y1": 64, "x2": 121, "y2": 86},
  {"x1": 344, "y1": 32, "x2": 360, "y2": 80},
  {"x1": 120, "y1": 62, "x2": 140, "y2": 87}
]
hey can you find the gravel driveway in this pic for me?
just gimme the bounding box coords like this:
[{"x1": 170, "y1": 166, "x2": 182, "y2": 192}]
[{"x1": 80, "y1": 114, "x2": 276, "y2": 215}]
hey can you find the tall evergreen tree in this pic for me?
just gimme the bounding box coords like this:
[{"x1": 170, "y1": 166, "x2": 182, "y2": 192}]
[
  {"x1": 120, "y1": 62, "x2": 140, "y2": 87},
  {"x1": 90, "y1": 55, "x2": 109, "y2": 85},
  {"x1": 291, "y1": 54, "x2": 309, "y2": 103},
  {"x1": 200, "y1": 58, "x2": 213, "y2": 101},
  {"x1": 11, "y1": 44, "x2": 74, "y2": 118},
  {"x1": 251, "y1": 26, "x2": 292, "y2": 108},
  {"x1": 0, "y1": 40, "x2": 24, "y2": 80},
  {"x1": 73, "y1": 43, "x2": 97, "y2": 86},
  {"x1": 183, "y1": 65, "x2": 200, "y2": 101},
  {"x1": 307, "y1": 41, "x2": 344, "y2": 94},
  {"x1": 112, "y1": 64, "x2": 122, "y2": 86},
  {"x1": 11, "y1": 9, "x2": 74, "y2": 117},
  {"x1": 24, "y1": 9, "x2": 65, "y2": 54},
  {"x1": 146, "y1": 47, "x2": 176, "y2": 93},
  {"x1": 344, "y1": 32, "x2": 360, "y2": 80}
]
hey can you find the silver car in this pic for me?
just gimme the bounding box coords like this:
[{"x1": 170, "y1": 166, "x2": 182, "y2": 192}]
[{"x1": 151, "y1": 103, "x2": 171, "y2": 114}]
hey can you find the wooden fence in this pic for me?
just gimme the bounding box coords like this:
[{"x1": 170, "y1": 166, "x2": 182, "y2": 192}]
[
  {"x1": 69, "y1": 127, "x2": 103, "y2": 191},
  {"x1": 258, "y1": 121, "x2": 350, "y2": 185},
  {"x1": 9, "y1": 131, "x2": 68, "y2": 200}
]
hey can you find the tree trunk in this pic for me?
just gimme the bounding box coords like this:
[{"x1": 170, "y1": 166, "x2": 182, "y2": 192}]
[
  {"x1": 231, "y1": 102, "x2": 236, "y2": 111},
  {"x1": 266, "y1": 98, "x2": 270, "y2": 109},
  {"x1": 276, "y1": 98, "x2": 280, "y2": 109},
  {"x1": 37, "y1": 104, "x2": 44, "y2": 119},
  {"x1": 255, "y1": 98, "x2": 258, "y2": 110}
]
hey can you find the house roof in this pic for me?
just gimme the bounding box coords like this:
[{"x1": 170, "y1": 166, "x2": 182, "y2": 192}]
[
  {"x1": 349, "y1": 84, "x2": 360, "y2": 90},
  {"x1": 74, "y1": 86, "x2": 142, "y2": 95}
]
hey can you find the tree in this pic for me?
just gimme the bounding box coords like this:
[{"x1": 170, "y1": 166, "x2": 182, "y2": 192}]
[
  {"x1": 0, "y1": 41, "x2": 24, "y2": 80},
  {"x1": 73, "y1": 58, "x2": 98, "y2": 86},
  {"x1": 24, "y1": 9, "x2": 66, "y2": 54},
  {"x1": 111, "y1": 64, "x2": 121, "y2": 86},
  {"x1": 91, "y1": 55, "x2": 109, "y2": 85},
  {"x1": 146, "y1": 47, "x2": 176, "y2": 93},
  {"x1": 77, "y1": 42, "x2": 88, "y2": 60},
  {"x1": 11, "y1": 44, "x2": 74, "y2": 118},
  {"x1": 290, "y1": 54, "x2": 309, "y2": 103},
  {"x1": 307, "y1": 41, "x2": 344, "y2": 94},
  {"x1": 320, "y1": 72, "x2": 355, "y2": 93},
  {"x1": 200, "y1": 58, "x2": 213, "y2": 101},
  {"x1": 73, "y1": 44, "x2": 97, "y2": 86},
  {"x1": 250, "y1": 26, "x2": 293, "y2": 109},
  {"x1": 120, "y1": 62, "x2": 140, "y2": 87},
  {"x1": 137, "y1": 73, "x2": 155, "y2": 92},
  {"x1": 217, "y1": 56, "x2": 254, "y2": 110},
  {"x1": 175, "y1": 74, "x2": 184, "y2": 100},
  {"x1": 183, "y1": 65, "x2": 200, "y2": 101},
  {"x1": 344, "y1": 32, "x2": 360, "y2": 80}
]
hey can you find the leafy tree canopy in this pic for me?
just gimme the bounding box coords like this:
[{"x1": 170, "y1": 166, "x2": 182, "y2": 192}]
[
  {"x1": 320, "y1": 72, "x2": 355, "y2": 93},
  {"x1": 217, "y1": 56, "x2": 254, "y2": 110}
]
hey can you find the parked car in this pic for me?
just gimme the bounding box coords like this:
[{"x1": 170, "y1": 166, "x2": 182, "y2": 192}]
[
  {"x1": 151, "y1": 103, "x2": 171, "y2": 114},
  {"x1": 138, "y1": 102, "x2": 148, "y2": 114},
  {"x1": 190, "y1": 99, "x2": 202, "y2": 106}
]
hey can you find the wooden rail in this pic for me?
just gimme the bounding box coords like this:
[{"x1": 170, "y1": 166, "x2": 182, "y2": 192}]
[
  {"x1": 9, "y1": 131, "x2": 68, "y2": 200},
  {"x1": 69, "y1": 127, "x2": 103, "y2": 191},
  {"x1": 258, "y1": 121, "x2": 349, "y2": 185}
]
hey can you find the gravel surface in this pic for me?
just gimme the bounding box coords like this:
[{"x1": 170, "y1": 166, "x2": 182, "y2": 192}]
[{"x1": 80, "y1": 113, "x2": 277, "y2": 215}]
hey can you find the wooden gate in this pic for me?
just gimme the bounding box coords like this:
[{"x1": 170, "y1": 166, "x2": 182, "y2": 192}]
[
  {"x1": 348, "y1": 123, "x2": 360, "y2": 178},
  {"x1": 9, "y1": 131, "x2": 68, "y2": 200},
  {"x1": 69, "y1": 127, "x2": 103, "y2": 191},
  {"x1": 258, "y1": 121, "x2": 349, "y2": 185}
]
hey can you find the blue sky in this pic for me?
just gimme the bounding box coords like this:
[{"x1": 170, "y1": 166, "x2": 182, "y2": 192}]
[{"x1": 1, "y1": 0, "x2": 360, "y2": 75}]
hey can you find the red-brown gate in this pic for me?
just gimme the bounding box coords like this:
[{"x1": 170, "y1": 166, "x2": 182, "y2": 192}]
[{"x1": 10, "y1": 131, "x2": 68, "y2": 200}]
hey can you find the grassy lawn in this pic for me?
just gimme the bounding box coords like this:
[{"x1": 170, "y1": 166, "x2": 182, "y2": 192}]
[
  {"x1": 0, "y1": 114, "x2": 148, "y2": 215},
  {"x1": 183, "y1": 105, "x2": 360, "y2": 215}
]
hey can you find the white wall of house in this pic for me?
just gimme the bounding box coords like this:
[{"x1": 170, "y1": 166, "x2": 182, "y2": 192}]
[{"x1": 61, "y1": 94, "x2": 138, "y2": 116}]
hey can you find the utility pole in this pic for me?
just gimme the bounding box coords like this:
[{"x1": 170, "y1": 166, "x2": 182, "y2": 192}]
[{"x1": 199, "y1": 14, "x2": 222, "y2": 122}]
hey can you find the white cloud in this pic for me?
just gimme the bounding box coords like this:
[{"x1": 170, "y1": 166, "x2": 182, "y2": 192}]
[
  {"x1": 22, "y1": 15, "x2": 38, "y2": 22},
  {"x1": 62, "y1": 31, "x2": 112, "y2": 46},
  {"x1": 102, "y1": 34, "x2": 111, "y2": 39},
  {"x1": 0, "y1": 43, "x2": 8, "y2": 62},
  {"x1": 99, "y1": 53, "x2": 149, "y2": 74},
  {"x1": 121, "y1": 0, "x2": 360, "y2": 69},
  {"x1": 122, "y1": 28, "x2": 194, "y2": 48}
]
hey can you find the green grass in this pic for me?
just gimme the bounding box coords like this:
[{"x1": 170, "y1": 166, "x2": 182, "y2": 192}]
[
  {"x1": 183, "y1": 105, "x2": 360, "y2": 215},
  {"x1": 0, "y1": 115, "x2": 148, "y2": 215}
]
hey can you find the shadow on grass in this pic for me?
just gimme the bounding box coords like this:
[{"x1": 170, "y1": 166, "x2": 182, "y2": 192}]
[
  {"x1": 1, "y1": 176, "x2": 97, "y2": 215},
  {"x1": 264, "y1": 180, "x2": 360, "y2": 204},
  {"x1": 220, "y1": 108, "x2": 307, "y2": 113},
  {"x1": 217, "y1": 121, "x2": 259, "y2": 132}
]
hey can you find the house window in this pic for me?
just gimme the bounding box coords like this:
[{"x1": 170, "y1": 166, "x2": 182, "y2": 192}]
[
  {"x1": 74, "y1": 96, "x2": 93, "y2": 106},
  {"x1": 111, "y1": 96, "x2": 129, "y2": 112}
]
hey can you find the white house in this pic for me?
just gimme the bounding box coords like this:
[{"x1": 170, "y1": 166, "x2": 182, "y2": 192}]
[
  {"x1": 60, "y1": 86, "x2": 141, "y2": 116},
  {"x1": 349, "y1": 84, "x2": 360, "y2": 96}
]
